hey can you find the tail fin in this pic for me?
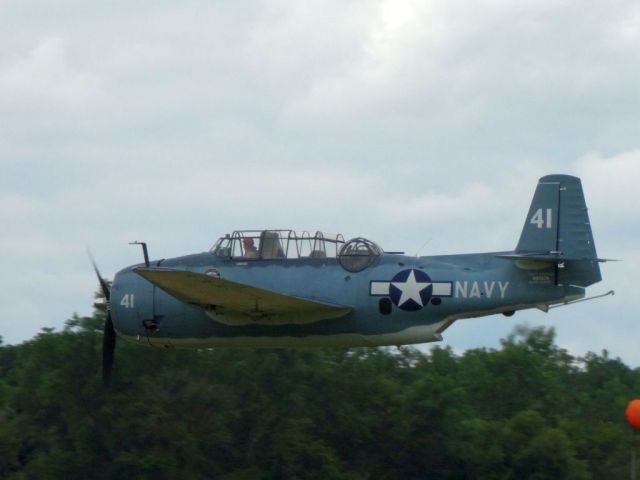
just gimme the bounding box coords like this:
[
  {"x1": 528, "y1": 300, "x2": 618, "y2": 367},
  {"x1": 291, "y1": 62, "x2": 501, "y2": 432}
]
[{"x1": 506, "y1": 174, "x2": 602, "y2": 287}]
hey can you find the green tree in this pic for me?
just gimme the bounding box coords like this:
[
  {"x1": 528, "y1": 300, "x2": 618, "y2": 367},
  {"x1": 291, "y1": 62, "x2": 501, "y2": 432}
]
[{"x1": 1, "y1": 318, "x2": 638, "y2": 479}]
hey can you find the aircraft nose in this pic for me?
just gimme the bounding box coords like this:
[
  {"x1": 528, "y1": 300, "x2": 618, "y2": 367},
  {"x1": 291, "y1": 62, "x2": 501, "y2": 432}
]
[
  {"x1": 111, "y1": 264, "x2": 159, "y2": 339},
  {"x1": 110, "y1": 268, "x2": 136, "y2": 336}
]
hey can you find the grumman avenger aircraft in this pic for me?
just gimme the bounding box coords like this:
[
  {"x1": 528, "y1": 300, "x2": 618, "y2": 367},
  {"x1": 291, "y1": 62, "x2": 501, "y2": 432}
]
[{"x1": 93, "y1": 175, "x2": 612, "y2": 384}]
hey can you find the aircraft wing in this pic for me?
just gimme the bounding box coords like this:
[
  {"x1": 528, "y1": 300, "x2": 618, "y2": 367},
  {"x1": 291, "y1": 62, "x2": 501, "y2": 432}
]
[{"x1": 133, "y1": 267, "x2": 352, "y2": 324}]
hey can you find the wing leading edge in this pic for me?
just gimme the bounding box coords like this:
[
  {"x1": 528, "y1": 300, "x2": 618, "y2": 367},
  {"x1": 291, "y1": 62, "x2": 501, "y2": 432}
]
[{"x1": 133, "y1": 267, "x2": 352, "y2": 325}]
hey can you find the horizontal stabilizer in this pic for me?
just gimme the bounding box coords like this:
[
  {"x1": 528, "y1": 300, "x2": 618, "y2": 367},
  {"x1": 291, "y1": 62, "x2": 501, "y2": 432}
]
[
  {"x1": 496, "y1": 253, "x2": 610, "y2": 263},
  {"x1": 134, "y1": 267, "x2": 352, "y2": 324}
]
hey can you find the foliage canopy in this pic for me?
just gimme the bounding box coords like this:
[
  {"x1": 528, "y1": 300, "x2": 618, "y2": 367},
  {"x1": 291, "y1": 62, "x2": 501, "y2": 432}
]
[{"x1": 1, "y1": 312, "x2": 638, "y2": 479}]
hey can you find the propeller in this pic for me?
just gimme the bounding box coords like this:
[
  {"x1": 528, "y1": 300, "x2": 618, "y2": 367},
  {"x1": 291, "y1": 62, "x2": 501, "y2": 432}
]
[{"x1": 90, "y1": 254, "x2": 115, "y2": 386}]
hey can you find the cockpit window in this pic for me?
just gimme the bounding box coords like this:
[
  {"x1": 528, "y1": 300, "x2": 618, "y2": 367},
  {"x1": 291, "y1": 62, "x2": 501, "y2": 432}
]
[
  {"x1": 338, "y1": 237, "x2": 382, "y2": 272},
  {"x1": 260, "y1": 231, "x2": 285, "y2": 259},
  {"x1": 211, "y1": 230, "x2": 347, "y2": 261},
  {"x1": 212, "y1": 232, "x2": 263, "y2": 259},
  {"x1": 211, "y1": 236, "x2": 231, "y2": 258}
]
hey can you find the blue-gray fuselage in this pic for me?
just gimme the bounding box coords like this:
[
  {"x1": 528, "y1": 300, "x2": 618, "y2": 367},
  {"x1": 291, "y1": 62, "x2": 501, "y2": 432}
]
[{"x1": 111, "y1": 250, "x2": 584, "y2": 348}]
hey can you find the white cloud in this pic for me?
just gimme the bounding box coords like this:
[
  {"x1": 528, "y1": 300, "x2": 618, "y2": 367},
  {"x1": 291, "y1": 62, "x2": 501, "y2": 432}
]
[
  {"x1": 0, "y1": 36, "x2": 105, "y2": 112},
  {"x1": 575, "y1": 150, "x2": 640, "y2": 226},
  {"x1": 279, "y1": 0, "x2": 445, "y2": 124},
  {"x1": 378, "y1": 182, "x2": 494, "y2": 223},
  {"x1": 0, "y1": 192, "x2": 47, "y2": 219},
  {"x1": 275, "y1": 0, "x2": 640, "y2": 150}
]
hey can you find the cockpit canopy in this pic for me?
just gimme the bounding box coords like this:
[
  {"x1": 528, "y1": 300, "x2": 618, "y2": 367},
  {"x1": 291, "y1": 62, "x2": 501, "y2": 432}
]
[
  {"x1": 211, "y1": 230, "x2": 383, "y2": 270},
  {"x1": 212, "y1": 230, "x2": 346, "y2": 260},
  {"x1": 338, "y1": 237, "x2": 383, "y2": 272}
]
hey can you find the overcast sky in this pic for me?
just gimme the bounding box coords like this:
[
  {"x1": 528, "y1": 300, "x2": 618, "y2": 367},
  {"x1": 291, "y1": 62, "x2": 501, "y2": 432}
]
[{"x1": 1, "y1": 0, "x2": 639, "y2": 363}]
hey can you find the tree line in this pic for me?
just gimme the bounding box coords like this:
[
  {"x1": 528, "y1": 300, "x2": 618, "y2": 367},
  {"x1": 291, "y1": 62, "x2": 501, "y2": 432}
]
[{"x1": 1, "y1": 311, "x2": 638, "y2": 479}]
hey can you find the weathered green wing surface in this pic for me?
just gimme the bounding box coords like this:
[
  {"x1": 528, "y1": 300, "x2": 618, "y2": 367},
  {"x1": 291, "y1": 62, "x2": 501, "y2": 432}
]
[{"x1": 134, "y1": 267, "x2": 351, "y2": 324}]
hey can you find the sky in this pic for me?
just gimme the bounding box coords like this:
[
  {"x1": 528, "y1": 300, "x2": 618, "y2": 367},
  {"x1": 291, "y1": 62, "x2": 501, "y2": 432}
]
[{"x1": 1, "y1": 0, "x2": 639, "y2": 363}]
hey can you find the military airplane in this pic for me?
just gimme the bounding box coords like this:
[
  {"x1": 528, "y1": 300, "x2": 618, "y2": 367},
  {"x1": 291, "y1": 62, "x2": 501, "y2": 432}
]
[{"x1": 93, "y1": 174, "x2": 611, "y2": 384}]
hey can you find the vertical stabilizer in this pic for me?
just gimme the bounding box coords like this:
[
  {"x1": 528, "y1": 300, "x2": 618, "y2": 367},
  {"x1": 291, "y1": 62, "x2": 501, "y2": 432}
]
[{"x1": 515, "y1": 175, "x2": 601, "y2": 286}]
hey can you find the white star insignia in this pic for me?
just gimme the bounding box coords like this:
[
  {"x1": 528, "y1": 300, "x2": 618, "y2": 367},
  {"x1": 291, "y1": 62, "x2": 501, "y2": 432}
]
[{"x1": 391, "y1": 270, "x2": 432, "y2": 307}]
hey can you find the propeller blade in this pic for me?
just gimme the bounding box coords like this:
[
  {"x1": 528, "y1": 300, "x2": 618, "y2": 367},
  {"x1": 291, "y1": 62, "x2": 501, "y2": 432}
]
[
  {"x1": 88, "y1": 251, "x2": 110, "y2": 301},
  {"x1": 89, "y1": 252, "x2": 115, "y2": 386},
  {"x1": 103, "y1": 311, "x2": 116, "y2": 386}
]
